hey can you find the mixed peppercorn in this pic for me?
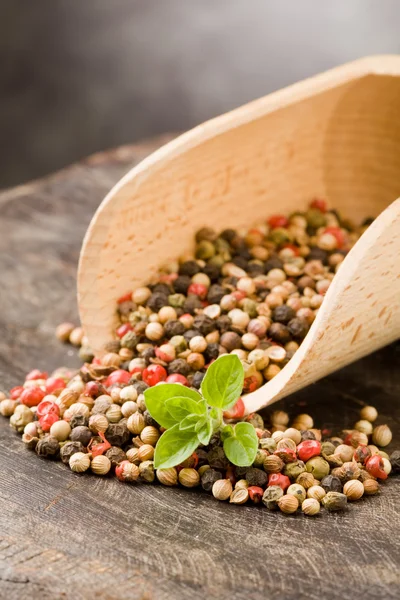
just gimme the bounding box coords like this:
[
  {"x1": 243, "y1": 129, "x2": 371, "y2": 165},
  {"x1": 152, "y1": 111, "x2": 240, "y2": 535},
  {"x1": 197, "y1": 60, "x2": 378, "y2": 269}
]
[
  {"x1": 0, "y1": 377, "x2": 398, "y2": 515},
  {"x1": 67, "y1": 198, "x2": 374, "y2": 392},
  {"x1": 0, "y1": 198, "x2": 398, "y2": 515}
]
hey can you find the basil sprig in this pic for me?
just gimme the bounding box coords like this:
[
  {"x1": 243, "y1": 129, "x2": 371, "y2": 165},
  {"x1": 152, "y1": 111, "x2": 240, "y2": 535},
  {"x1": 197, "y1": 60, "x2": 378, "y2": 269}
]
[{"x1": 144, "y1": 354, "x2": 258, "y2": 469}]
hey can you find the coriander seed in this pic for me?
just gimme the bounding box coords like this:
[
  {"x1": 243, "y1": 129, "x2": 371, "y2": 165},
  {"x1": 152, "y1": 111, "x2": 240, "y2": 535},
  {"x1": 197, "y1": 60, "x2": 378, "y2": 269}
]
[
  {"x1": 372, "y1": 424, "x2": 392, "y2": 447},
  {"x1": 140, "y1": 425, "x2": 160, "y2": 446},
  {"x1": 360, "y1": 405, "x2": 378, "y2": 422},
  {"x1": 302, "y1": 498, "x2": 320, "y2": 516},
  {"x1": 91, "y1": 455, "x2": 111, "y2": 476},
  {"x1": 278, "y1": 494, "x2": 298, "y2": 514},
  {"x1": 230, "y1": 488, "x2": 249, "y2": 505},
  {"x1": 69, "y1": 452, "x2": 91, "y2": 473},
  {"x1": 307, "y1": 485, "x2": 326, "y2": 502},
  {"x1": 127, "y1": 412, "x2": 145, "y2": 435},
  {"x1": 157, "y1": 468, "x2": 178, "y2": 486},
  {"x1": 343, "y1": 479, "x2": 364, "y2": 501},
  {"x1": 363, "y1": 479, "x2": 380, "y2": 495},
  {"x1": 212, "y1": 479, "x2": 233, "y2": 501}
]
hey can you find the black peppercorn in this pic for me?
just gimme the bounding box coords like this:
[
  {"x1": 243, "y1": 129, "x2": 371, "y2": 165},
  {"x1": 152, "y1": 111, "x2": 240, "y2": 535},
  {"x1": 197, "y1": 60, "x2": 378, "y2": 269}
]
[
  {"x1": 173, "y1": 275, "x2": 191, "y2": 294},
  {"x1": 164, "y1": 320, "x2": 185, "y2": 338},
  {"x1": 168, "y1": 358, "x2": 191, "y2": 376},
  {"x1": 390, "y1": 450, "x2": 400, "y2": 474},
  {"x1": 264, "y1": 256, "x2": 284, "y2": 272},
  {"x1": 105, "y1": 446, "x2": 127, "y2": 467},
  {"x1": 220, "y1": 228, "x2": 237, "y2": 242},
  {"x1": 196, "y1": 448, "x2": 209, "y2": 467},
  {"x1": 288, "y1": 318, "x2": 309, "y2": 339},
  {"x1": 234, "y1": 466, "x2": 249, "y2": 479},
  {"x1": 202, "y1": 263, "x2": 221, "y2": 282},
  {"x1": 183, "y1": 295, "x2": 203, "y2": 314},
  {"x1": 60, "y1": 441, "x2": 85, "y2": 464},
  {"x1": 191, "y1": 371, "x2": 205, "y2": 389},
  {"x1": 201, "y1": 468, "x2": 223, "y2": 492},
  {"x1": 70, "y1": 426, "x2": 92, "y2": 447},
  {"x1": 131, "y1": 380, "x2": 149, "y2": 394},
  {"x1": 193, "y1": 315, "x2": 215, "y2": 336},
  {"x1": 152, "y1": 283, "x2": 172, "y2": 295},
  {"x1": 106, "y1": 420, "x2": 130, "y2": 446},
  {"x1": 207, "y1": 446, "x2": 229, "y2": 470},
  {"x1": 147, "y1": 292, "x2": 169, "y2": 312},
  {"x1": 142, "y1": 347, "x2": 156, "y2": 364},
  {"x1": 36, "y1": 436, "x2": 60, "y2": 459},
  {"x1": 179, "y1": 260, "x2": 201, "y2": 277},
  {"x1": 232, "y1": 256, "x2": 249, "y2": 271},
  {"x1": 245, "y1": 467, "x2": 268, "y2": 488},
  {"x1": 207, "y1": 284, "x2": 228, "y2": 304},
  {"x1": 204, "y1": 343, "x2": 220, "y2": 362},
  {"x1": 268, "y1": 323, "x2": 291, "y2": 344},
  {"x1": 215, "y1": 315, "x2": 232, "y2": 333},
  {"x1": 183, "y1": 329, "x2": 200, "y2": 343},
  {"x1": 301, "y1": 430, "x2": 316, "y2": 441},
  {"x1": 321, "y1": 475, "x2": 342, "y2": 493},
  {"x1": 272, "y1": 305, "x2": 296, "y2": 324},
  {"x1": 143, "y1": 410, "x2": 159, "y2": 428},
  {"x1": 208, "y1": 433, "x2": 223, "y2": 448},
  {"x1": 307, "y1": 247, "x2": 329, "y2": 264},
  {"x1": 247, "y1": 262, "x2": 265, "y2": 276},
  {"x1": 69, "y1": 415, "x2": 88, "y2": 429}
]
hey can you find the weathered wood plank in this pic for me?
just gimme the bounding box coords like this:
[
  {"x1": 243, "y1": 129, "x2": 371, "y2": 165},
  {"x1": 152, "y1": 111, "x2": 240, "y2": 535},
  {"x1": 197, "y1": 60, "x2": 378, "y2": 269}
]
[{"x1": 0, "y1": 137, "x2": 399, "y2": 600}]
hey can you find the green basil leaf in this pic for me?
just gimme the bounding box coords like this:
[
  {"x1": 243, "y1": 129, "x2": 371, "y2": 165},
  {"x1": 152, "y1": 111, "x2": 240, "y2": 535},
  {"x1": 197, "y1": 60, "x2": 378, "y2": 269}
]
[
  {"x1": 144, "y1": 384, "x2": 202, "y2": 429},
  {"x1": 165, "y1": 397, "x2": 206, "y2": 422},
  {"x1": 179, "y1": 414, "x2": 202, "y2": 431},
  {"x1": 196, "y1": 417, "x2": 213, "y2": 446},
  {"x1": 222, "y1": 422, "x2": 258, "y2": 467},
  {"x1": 154, "y1": 424, "x2": 200, "y2": 469},
  {"x1": 200, "y1": 354, "x2": 244, "y2": 410},
  {"x1": 220, "y1": 424, "x2": 234, "y2": 442}
]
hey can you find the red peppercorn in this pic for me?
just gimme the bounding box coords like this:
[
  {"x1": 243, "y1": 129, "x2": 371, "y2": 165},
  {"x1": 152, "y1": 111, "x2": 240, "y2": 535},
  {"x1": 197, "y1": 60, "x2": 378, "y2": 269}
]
[
  {"x1": 84, "y1": 381, "x2": 106, "y2": 398},
  {"x1": 323, "y1": 226, "x2": 345, "y2": 248},
  {"x1": 267, "y1": 214, "x2": 289, "y2": 229},
  {"x1": 365, "y1": 455, "x2": 388, "y2": 480},
  {"x1": 92, "y1": 357, "x2": 102, "y2": 365},
  {"x1": 243, "y1": 375, "x2": 261, "y2": 393},
  {"x1": 142, "y1": 364, "x2": 167, "y2": 386},
  {"x1": 117, "y1": 292, "x2": 133, "y2": 304},
  {"x1": 89, "y1": 431, "x2": 111, "y2": 457},
  {"x1": 10, "y1": 386, "x2": 24, "y2": 400},
  {"x1": 248, "y1": 486, "x2": 264, "y2": 503},
  {"x1": 310, "y1": 198, "x2": 328, "y2": 212},
  {"x1": 105, "y1": 370, "x2": 132, "y2": 387},
  {"x1": 26, "y1": 369, "x2": 48, "y2": 381},
  {"x1": 353, "y1": 445, "x2": 372, "y2": 464},
  {"x1": 165, "y1": 374, "x2": 189, "y2": 386},
  {"x1": 19, "y1": 387, "x2": 46, "y2": 408},
  {"x1": 296, "y1": 440, "x2": 321, "y2": 462},
  {"x1": 232, "y1": 290, "x2": 246, "y2": 301},
  {"x1": 268, "y1": 473, "x2": 290, "y2": 490},
  {"x1": 45, "y1": 377, "x2": 66, "y2": 394},
  {"x1": 115, "y1": 460, "x2": 131, "y2": 481},
  {"x1": 116, "y1": 323, "x2": 133, "y2": 338},
  {"x1": 223, "y1": 397, "x2": 245, "y2": 420},
  {"x1": 39, "y1": 412, "x2": 60, "y2": 432},
  {"x1": 37, "y1": 399, "x2": 60, "y2": 419},
  {"x1": 187, "y1": 283, "x2": 208, "y2": 300},
  {"x1": 282, "y1": 243, "x2": 300, "y2": 256}
]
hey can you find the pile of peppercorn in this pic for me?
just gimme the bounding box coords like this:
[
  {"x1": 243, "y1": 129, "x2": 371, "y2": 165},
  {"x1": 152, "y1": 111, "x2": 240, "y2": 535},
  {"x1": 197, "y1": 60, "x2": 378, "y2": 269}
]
[
  {"x1": 0, "y1": 376, "x2": 398, "y2": 514},
  {"x1": 73, "y1": 198, "x2": 372, "y2": 395}
]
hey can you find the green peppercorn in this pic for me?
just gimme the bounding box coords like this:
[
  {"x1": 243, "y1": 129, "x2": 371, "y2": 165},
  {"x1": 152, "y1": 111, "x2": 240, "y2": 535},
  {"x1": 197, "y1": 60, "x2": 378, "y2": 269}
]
[
  {"x1": 287, "y1": 483, "x2": 306, "y2": 504},
  {"x1": 322, "y1": 492, "x2": 348, "y2": 511},
  {"x1": 305, "y1": 456, "x2": 330, "y2": 480},
  {"x1": 262, "y1": 485, "x2": 284, "y2": 510},
  {"x1": 283, "y1": 460, "x2": 306, "y2": 480}
]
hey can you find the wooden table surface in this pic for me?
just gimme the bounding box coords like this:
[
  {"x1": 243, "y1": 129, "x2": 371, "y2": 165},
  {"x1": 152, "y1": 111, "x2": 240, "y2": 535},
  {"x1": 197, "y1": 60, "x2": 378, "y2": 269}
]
[{"x1": 0, "y1": 136, "x2": 399, "y2": 600}]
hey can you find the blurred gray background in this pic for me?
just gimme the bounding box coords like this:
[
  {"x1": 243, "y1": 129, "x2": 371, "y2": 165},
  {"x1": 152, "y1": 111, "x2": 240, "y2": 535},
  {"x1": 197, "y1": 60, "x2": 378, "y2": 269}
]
[{"x1": 1, "y1": 0, "x2": 400, "y2": 188}]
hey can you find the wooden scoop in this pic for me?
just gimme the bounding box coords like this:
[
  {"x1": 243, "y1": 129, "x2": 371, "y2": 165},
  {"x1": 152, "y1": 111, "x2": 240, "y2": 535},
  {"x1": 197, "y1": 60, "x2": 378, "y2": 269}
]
[{"x1": 78, "y1": 55, "x2": 400, "y2": 413}]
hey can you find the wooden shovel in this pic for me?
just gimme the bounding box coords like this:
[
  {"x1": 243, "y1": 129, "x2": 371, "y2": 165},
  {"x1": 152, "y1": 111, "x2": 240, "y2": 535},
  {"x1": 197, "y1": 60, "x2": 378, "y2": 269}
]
[{"x1": 78, "y1": 55, "x2": 400, "y2": 413}]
